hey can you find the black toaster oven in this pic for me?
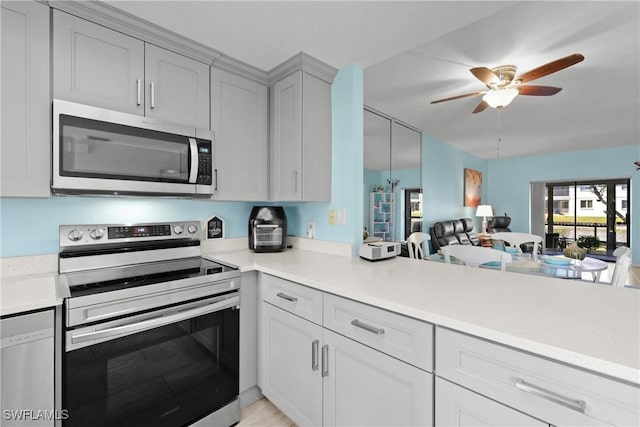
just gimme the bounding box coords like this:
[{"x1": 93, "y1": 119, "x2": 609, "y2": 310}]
[{"x1": 248, "y1": 206, "x2": 288, "y2": 252}]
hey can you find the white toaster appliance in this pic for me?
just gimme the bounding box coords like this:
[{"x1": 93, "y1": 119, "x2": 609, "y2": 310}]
[{"x1": 359, "y1": 241, "x2": 401, "y2": 261}]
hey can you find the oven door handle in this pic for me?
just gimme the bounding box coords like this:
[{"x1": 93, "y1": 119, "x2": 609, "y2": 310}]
[{"x1": 70, "y1": 295, "x2": 239, "y2": 345}]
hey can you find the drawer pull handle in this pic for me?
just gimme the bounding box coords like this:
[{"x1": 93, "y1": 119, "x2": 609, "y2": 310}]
[
  {"x1": 514, "y1": 379, "x2": 586, "y2": 413},
  {"x1": 276, "y1": 292, "x2": 298, "y2": 303},
  {"x1": 311, "y1": 339, "x2": 319, "y2": 371},
  {"x1": 351, "y1": 319, "x2": 385, "y2": 335}
]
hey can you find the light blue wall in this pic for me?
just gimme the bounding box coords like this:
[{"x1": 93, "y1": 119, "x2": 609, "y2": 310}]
[
  {"x1": 291, "y1": 64, "x2": 364, "y2": 254},
  {"x1": 0, "y1": 197, "x2": 251, "y2": 257},
  {"x1": 0, "y1": 64, "x2": 364, "y2": 258},
  {"x1": 422, "y1": 133, "x2": 487, "y2": 234},
  {"x1": 487, "y1": 144, "x2": 640, "y2": 264}
]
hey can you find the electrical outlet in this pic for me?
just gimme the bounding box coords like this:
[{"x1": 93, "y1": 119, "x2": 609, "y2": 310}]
[
  {"x1": 306, "y1": 222, "x2": 315, "y2": 239},
  {"x1": 328, "y1": 209, "x2": 336, "y2": 225}
]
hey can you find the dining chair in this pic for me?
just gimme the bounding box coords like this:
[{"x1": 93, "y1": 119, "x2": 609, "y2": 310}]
[
  {"x1": 407, "y1": 232, "x2": 430, "y2": 260},
  {"x1": 607, "y1": 246, "x2": 632, "y2": 287},
  {"x1": 610, "y1": 256, "x2": 632, "y2": 287},
  {"x1": 442, "y1": 245, "x2": 512, "y2": 272},
  {"x1": 490, "y1": 232, "x2": 543, "y2": 260}
]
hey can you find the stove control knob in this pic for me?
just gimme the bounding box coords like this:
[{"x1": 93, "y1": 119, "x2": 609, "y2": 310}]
[
  {"x1": 173, "y1": 225, "x2": 184, "y2": 235},
  {"x1": 187, "y1": 224, "x2": 198, "y2": 234},
  {"x1": 68, "y1": 229, "x2": 83, "y2": 241},
  {"x1": 90, "y1": 228, "x2": 105, "y2": 240}
]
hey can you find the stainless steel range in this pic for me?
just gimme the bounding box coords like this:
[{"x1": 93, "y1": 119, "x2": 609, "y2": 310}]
[{"x1": 57, "y1": 221, "x2": 240, "y2": 427}]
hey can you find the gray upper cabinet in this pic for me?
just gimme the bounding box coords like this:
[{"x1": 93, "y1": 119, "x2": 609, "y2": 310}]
[
  {"x1": 270, "y1": 66, "x2": 334, "y2": 201},
  {"x1": 53, "y1": 10, "x2": 144, "y2": 115},
  {"x1": 1, "y1": 1, "x2": 50, "y2": 197},
  {"x1": 144, "y1": 44, "x2": 209, "y2": 129},
  {"x1": 211, "y1": 67, "x2": 268, "y2": 200},
  {"x1": 53, "y1": 11, "x2": 209, "y2": 129}
]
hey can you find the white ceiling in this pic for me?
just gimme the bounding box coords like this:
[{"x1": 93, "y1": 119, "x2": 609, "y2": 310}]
[{"x1": 105, "y1": 1, "x2": 640, "y2": 160}]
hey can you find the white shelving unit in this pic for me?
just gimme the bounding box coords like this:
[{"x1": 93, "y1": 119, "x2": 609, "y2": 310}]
[{"x1": 370, "y1": 192, "x2": 395, "y2": 241}]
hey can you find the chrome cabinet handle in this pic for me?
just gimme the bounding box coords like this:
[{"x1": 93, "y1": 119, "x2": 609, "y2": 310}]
[
  {"x1": 276, "y1": 292, "x2": 298, "y2": 303},
  {"x1": 150, "y1": 82, "x2": 155, "y2": 109},
  {"x1": 321, "y1": 344, "x2": 329, "y2": 377},
  {"x1": 514, "y1": 379, "x2": 586, "y2": 413},
  {"x1": 214, "y1": 168, "x2": 218, "y2": 191},
  {"x1": 351, "y1": 319, "x2": 385, "y2": 335},
  {"x1": 292, "y1": 170, "x2": 298, "y2": 192},
  {"x1": 312, "y1": 339, "x2": 319, "y2": 371},
  {"x1": 136, "y1": 79, "x2": 141, "y2": 106}
]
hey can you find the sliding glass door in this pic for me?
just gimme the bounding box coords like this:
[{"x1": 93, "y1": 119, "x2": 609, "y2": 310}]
[{"x1": 545, "y1": 179, "x2": 630, "y2": 260}]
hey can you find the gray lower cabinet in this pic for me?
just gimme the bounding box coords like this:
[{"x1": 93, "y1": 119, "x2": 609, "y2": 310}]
[
  {"x1": 259, "y1": 274, "x2": 434, "y2": 426},
  {"x1": 322, "y1": 329, "x2": 432, "y2": 427},
  {"x1": 270, "y1": 71, "x2": 332, "y2": 201},
  {"x1": 436, "y1": 327, "x2": 640, "y2": 427},
  {"x1": 1, "y1": 0, "x2": 50, "y2": 197},
  {"x1": 436, "y1": 377, "x2": 546, "y2": 427},
  {"x1": 261, "y1": 301, "x2": 324, "y2": 426},
  {"x1": 53, "y1": 10, "x2": 209, "y2": 129},
  {"x1": 211, "y1": 67, "x2": 269, "y2": 200}
]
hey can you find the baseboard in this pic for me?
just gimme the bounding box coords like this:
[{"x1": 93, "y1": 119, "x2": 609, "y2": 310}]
[{"x1": 239, "y1": 386, "x2": 264, "y2": 411}]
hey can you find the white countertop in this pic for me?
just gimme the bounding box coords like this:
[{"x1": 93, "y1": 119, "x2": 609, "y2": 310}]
[
  {"x1": 205, "y1": 248, "x2": 640, "y2": 385},
  {"x1": 0, "y1": 272, "x2": 62, "y2": 316}
]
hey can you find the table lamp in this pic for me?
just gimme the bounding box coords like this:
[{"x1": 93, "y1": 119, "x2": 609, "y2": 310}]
[{"x1": 476, "y1": 205, "x2": 494, "y2": 234}]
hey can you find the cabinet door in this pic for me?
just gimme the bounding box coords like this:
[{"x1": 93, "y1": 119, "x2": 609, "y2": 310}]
[
  {"x1": 301, "y1": 72, "x2": 332, "y2": 201},
  {"x1": 270, "y1": 71, "x2": 303, "y2": 201},
  {"x1": 260, "y1": 302, "x2": 322, "y2": 426},
  {"x1": 53, "y1": 10, "x2": 144, "y2": 115},
  {"x1": 1, "y1": 1, "x2": 50, "y2": 197},
  {"x1": 211, "y1": 68, "x2": 268, "y2": 200},
  {"x1": 436, "y1": 377, "x2": 546, "y2": 427},
  {"x1": 322, "y1": 329, "x2": 433, "y2": 427},
  {"x1": 145, "y1": 44, "x2": 210, "y2": 129}
]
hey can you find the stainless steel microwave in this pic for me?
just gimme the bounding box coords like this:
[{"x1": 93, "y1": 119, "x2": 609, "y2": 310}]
[{"x1": 52, "y1": 99, "x2": 213, "y2": 197}]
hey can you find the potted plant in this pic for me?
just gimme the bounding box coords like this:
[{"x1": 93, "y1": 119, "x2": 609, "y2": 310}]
[{"x1": 576, "y1": 235, "x2": 601, "y2": 253}]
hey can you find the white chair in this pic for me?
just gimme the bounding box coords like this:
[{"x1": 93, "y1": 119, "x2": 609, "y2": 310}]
[
  {"x1": 490, "y1": 232, "x2": 543, "y2": 260},
  {"x1": 608, "y1": 246, "x2": 632, "y2": 287},
  {"x1": 407, "y1": 232, "x2": 430, "y2": 260},
  {"x1": 610, "y1": 256, "x2": 632, "y2": 287},
  {"x1": 442, "y1": 245, "x2": 512, "y2": 272}
]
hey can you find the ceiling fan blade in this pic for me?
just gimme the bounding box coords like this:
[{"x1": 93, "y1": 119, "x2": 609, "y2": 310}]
[
  {"x1": 516, "y1": 53, "x2": 584, "y2": 84},
  {"x1": 470, "y1": 67, "x2": 501, "y2": 85},
  {"x1": 430, "y1": 91, "x2": 485, "y2": 104},
  {"x1": 472, "y1": 100, "x2": 489, "y2": 114},
  {"x1": 518, "y1": 85, "x2": 562, "y2": 96}
]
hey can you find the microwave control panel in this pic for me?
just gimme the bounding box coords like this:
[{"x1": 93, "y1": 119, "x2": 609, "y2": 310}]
[{"x1": 196, "y1": 140, "x2": 212, "y2": 185}]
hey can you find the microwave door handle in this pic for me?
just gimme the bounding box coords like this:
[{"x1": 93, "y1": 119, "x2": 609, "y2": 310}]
[{"x1": 188, "y1": 138, "x2": 198, "y2": 183}]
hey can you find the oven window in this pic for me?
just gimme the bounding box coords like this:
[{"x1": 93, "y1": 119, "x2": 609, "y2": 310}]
[{"x1": 63, "y1": 307, "x2": 239, "y2": 427}]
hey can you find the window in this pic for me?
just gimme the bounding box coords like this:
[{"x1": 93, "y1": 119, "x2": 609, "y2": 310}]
[
  {"x1": 580, "y1": 200, "x2": 593, "y2": 209},
  {"x1": 579, "y1": 185, "x2": 592, "y2": 192},
  {"x1": 622, "y1": 200, "x2": 628, "y2": 210}
]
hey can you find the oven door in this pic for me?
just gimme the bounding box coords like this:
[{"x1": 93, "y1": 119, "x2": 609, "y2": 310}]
[{"x1": 63, "y1": 293, "x2": 239, "y2": 427}]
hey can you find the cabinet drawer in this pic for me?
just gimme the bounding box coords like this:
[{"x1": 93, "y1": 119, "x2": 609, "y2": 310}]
[
  {"x1": 261, "y1": 274, "x2": 323, "y2": 325},
  {"x1": 323, "y1": 293, "x2": 433, "y2": 371},
  {"x1": 436, "y1": 327, "x2": 640, "y2": 426}
]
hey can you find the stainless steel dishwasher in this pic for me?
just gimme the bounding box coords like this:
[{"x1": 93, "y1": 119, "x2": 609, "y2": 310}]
[{"x1": 1, "y1": 309, "x2": 55, "y2": 426}]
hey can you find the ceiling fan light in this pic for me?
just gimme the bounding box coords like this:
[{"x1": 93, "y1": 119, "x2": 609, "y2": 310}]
[{"x1": 483, "y1": 88, "x2": 519, "y2": 108}]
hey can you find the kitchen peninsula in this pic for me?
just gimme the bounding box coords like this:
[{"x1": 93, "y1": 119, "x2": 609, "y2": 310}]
[{"x1": 206, "y1": 247, "x2": 639, "y2": 426}]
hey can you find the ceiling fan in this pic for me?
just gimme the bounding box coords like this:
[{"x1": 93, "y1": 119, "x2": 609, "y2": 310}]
[{"x1": 431, "y1": 53, "x2": 585, "y2": 114}]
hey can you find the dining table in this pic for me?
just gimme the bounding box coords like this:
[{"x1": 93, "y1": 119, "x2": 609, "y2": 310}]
[{"x1": 429, "y1": 251, "x2": 610, "y2": 282}]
